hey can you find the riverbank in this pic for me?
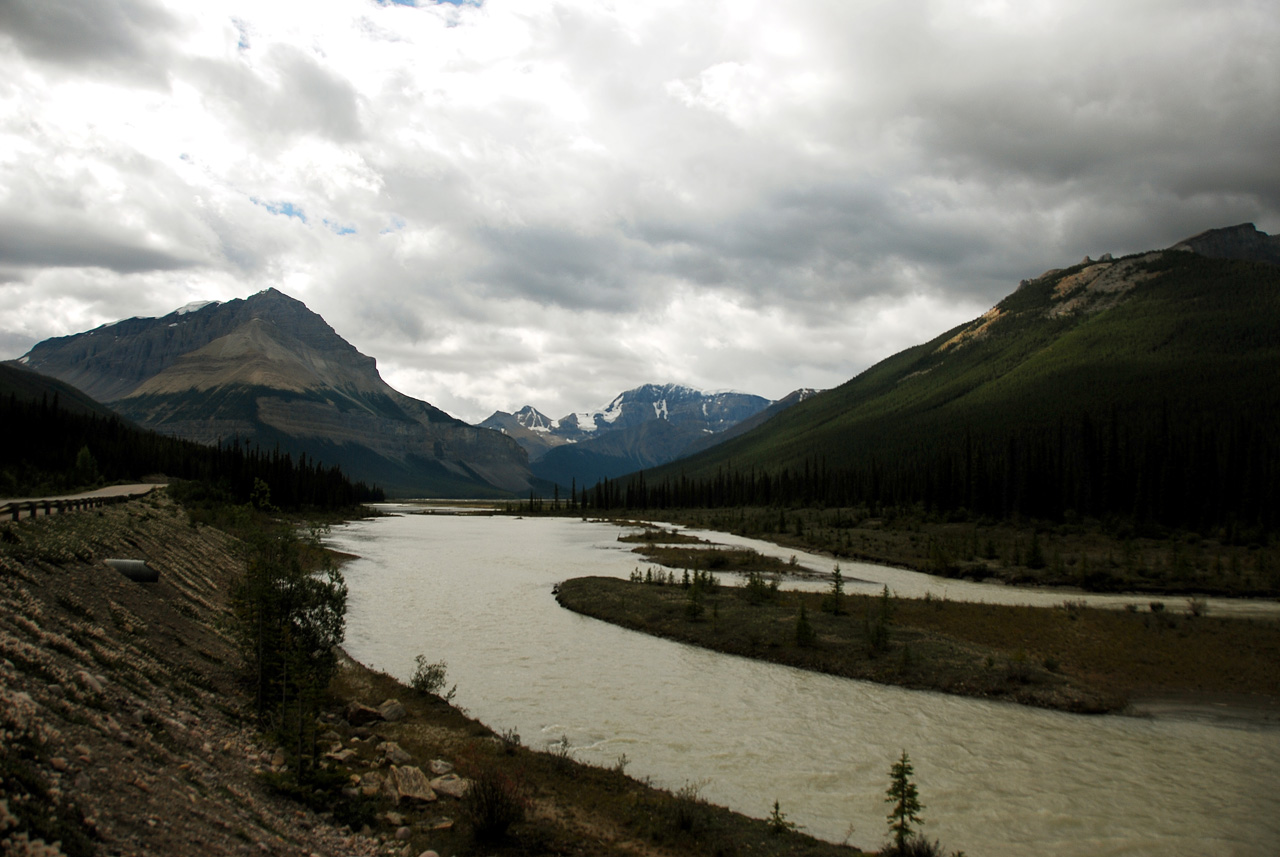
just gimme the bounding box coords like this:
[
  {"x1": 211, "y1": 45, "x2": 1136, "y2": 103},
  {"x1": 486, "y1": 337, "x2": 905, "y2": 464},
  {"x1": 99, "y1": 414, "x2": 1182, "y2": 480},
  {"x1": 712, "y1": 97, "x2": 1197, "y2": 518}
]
[
  {"x1": 0, "y1": 492, "x2": 873, "y2": 856},
  {"x1": 555, "y1": 575, "x2": 1280, "y2": 715}
]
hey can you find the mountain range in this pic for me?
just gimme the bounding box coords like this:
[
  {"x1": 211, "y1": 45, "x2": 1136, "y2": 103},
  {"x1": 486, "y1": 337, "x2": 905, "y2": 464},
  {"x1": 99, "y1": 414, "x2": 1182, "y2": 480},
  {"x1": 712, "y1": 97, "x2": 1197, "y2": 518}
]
[
  {"x1": 479, "y1": 384, "x2": 808, "y2": 490},
  {"x1": 11, "y1": 292, "x2": 787, "y2": 498}
]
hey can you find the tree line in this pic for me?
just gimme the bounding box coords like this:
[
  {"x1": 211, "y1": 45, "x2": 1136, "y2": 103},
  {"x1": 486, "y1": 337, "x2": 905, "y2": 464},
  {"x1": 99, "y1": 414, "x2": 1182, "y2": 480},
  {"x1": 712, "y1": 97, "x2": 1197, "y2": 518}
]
[{"x1": 578, "y1": 406, "x2": 1278, "y2": 535}]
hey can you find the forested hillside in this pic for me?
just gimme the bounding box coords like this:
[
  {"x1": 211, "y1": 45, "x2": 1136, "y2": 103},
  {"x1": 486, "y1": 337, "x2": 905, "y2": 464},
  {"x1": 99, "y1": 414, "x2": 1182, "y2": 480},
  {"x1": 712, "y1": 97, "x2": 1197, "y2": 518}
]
[{"x1": 598, "y1": 251, "x2": 1279, "y2": 535}]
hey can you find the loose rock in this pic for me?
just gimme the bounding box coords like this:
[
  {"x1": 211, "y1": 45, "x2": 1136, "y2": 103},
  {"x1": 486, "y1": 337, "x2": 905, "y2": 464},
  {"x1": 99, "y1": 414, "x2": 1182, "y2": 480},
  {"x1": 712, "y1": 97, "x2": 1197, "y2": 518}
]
[
  {"x1": 378, "y1": 699, "x2": 407, "y2": 722},
  {"x1": 385, "y1": 766, "x2": 436, "y2": 804},
  {"x1": 428, "y1": 774, "x2": 469, "y2": 800},
  {"x1": 345, "y1": 702, "x2": 383, "y2": 726},
  {"x1": 378, "y1": 741, "x2": 413, "y2": 765}
]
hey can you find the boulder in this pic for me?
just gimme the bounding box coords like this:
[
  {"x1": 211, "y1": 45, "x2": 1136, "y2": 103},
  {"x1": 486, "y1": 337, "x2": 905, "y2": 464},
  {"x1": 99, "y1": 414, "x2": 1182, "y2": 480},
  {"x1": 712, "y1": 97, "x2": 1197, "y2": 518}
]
[
  {"x1": 360, "y1": 770, "x2": 384, "y2": 798},
  {"x1": 385, "y1": 765, "x2": 436, "y2": 804},
  {"x1": 76, "y1": 670, "x2": 104, "y2": 694},
  {"x1": 378, "y1": 698, "x2": 407, "y2": 722},
  {"x1": 429, "y1": 759, "x2": 453, "y2": 775},
  {"x1": 345, "y1": 702, "x2": 383, "y2": 726},
  {"x1": 324, "y1": 748, "x2": 358, "y2": 764},
  {"x1": 379, "y1": 741, "x2": 413, "y2": 765},
  {"x1": 429, "y1": 773, "x2": 470, "y2": 799}
]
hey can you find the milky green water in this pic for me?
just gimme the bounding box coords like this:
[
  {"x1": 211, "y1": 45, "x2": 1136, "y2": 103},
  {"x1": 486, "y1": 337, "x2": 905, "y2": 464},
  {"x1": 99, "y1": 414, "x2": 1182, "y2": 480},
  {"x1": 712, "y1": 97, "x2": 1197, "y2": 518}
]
[{"x1": 327, "y1": 511, "x2": 1280, "y2": 856}]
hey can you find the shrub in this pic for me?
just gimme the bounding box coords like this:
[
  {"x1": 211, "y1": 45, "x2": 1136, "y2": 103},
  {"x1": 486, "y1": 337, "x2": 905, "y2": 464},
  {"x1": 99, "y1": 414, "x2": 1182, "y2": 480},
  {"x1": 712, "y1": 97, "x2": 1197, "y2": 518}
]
[
  {"x1": 547, "y1": 734, "x2": 573, "y2": 771},
  {"x1": 668, "y1": 780, "x2": 711, "y2": 834},
  {"x1": 795, "y1": 604, "x2": 816, "y2": 648},
  {"x1": 497, "y1": 726, "x2": 521, "y2": 754},
  {"x1": 410, "y1": 655, "x2": 456, "y2": 701},
  {"x1": 459, "y1": 764, "x2": 528, "y2": 842}
]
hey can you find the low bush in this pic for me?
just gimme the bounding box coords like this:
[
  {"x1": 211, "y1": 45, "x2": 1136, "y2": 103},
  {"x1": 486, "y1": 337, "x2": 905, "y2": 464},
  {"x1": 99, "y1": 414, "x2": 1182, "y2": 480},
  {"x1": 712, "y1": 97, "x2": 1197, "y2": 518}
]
[
  {"x1": 459, "y1": 764, "x2": 528, "y2": 842},
  {"x1": 410, "y1": 655, "x2": 456, "y2": 701}
]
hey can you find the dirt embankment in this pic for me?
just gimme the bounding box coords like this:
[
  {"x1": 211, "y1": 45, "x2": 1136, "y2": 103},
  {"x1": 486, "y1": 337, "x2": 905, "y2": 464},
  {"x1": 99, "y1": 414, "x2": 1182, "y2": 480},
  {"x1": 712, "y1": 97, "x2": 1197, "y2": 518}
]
[{"x1": 0, "y1": 494, "x2": 383, "y2": 857}]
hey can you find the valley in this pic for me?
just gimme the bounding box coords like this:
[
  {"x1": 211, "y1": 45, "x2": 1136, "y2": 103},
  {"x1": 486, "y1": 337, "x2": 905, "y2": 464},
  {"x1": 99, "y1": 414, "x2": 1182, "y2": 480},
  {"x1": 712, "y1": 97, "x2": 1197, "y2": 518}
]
[{"x1": 2, "y1": 223, "x2": 1278, "y2": 856}]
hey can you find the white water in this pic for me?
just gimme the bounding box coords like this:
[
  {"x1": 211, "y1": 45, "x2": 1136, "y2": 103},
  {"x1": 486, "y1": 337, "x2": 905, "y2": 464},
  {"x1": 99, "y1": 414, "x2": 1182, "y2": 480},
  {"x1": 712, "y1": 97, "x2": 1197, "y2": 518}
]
[{"x1": 327, "y1": 511, "x2": 1280, "y2": 856}]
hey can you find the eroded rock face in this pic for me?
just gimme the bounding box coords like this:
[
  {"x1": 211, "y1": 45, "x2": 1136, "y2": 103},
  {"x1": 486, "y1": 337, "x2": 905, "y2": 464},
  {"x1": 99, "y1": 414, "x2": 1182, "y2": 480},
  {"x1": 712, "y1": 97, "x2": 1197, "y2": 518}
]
[{"x1": 0, "y1": 494, "x2": 387, "y2": 857}]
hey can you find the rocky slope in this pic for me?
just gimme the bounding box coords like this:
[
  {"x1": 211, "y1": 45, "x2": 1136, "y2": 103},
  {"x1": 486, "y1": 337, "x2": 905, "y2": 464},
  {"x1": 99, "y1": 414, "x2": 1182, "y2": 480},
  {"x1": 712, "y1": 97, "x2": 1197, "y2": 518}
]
[
  {"x1": 0, "y1": 493, "x2": 386, "y2": 856},
  {"x1": 15, "y1": 290, "x2": 530, "y2": 498}
]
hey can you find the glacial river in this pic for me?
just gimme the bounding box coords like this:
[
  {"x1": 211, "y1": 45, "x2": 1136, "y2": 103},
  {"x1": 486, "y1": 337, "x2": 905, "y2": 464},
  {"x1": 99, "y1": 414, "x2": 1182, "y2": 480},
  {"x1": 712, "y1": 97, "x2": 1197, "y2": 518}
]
[{"x1": 326, "y1": 509, "x2": 1280, "y2": 856}]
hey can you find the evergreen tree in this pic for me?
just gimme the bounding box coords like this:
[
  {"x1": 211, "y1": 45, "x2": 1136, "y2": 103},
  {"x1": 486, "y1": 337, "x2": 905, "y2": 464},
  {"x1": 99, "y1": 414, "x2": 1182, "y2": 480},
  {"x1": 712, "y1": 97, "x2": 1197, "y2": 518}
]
[
  {"x1": 885, "y1": 750, "x2": 925, "y2": 854},
  {"x1": 822, "y1": 562, "x2": 846, "y2": 614},
  {"x1": 795, "y1": 603, "x2": 816, "y2": 647},
  {"x1": 232, "y1": 525, "x2": 347, "y2": 780}
]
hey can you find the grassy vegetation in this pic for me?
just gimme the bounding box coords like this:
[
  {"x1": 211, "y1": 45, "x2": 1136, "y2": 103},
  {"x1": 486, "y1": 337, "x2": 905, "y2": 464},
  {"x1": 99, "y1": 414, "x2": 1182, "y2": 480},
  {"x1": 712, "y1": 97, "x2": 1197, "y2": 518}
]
[
  {"x1": 629, "y1": 543, "x2": 814, "y2": 576},
  {"x1": 556, "y1": 575, "x2": 1280, "y2": 714},
  {"x1": 618, "y1": 527, "x2": 707, "y2": 545}
]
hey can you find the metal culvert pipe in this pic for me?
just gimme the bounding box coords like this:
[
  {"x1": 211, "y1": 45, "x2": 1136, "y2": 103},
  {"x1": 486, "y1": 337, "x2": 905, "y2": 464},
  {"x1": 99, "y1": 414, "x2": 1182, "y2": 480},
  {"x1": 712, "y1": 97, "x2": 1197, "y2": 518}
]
[{"x1": 104, "y1": 558, "x2": 158, "y2": 583}]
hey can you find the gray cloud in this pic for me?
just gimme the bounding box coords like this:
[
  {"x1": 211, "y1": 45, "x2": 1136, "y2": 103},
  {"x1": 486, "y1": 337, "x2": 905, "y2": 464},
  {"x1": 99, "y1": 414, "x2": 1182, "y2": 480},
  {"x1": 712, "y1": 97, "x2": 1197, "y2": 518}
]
[
  {"x1": 188, "y1": 46, "x2": 363, "y2": 143},
  {"x1": 0, "y1": 0, "x2": 176, "y2": 81},
  {"x1": 0, "y1": 217, "x2": 194, "y2": 273}
]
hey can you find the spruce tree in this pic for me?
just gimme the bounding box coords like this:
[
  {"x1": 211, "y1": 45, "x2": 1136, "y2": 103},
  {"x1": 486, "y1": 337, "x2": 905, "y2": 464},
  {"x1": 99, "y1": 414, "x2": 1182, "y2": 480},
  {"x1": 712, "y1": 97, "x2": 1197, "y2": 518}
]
[{"x1": 885, "y1": 750, "x2": 924, "y2": 854}]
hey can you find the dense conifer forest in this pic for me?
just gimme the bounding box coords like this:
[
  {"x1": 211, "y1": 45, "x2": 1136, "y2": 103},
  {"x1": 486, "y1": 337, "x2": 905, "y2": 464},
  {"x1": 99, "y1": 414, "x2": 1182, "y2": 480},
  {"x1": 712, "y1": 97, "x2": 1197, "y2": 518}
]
[{"x1": 1, "y1": 367, "x2": 383, "y2": 510}]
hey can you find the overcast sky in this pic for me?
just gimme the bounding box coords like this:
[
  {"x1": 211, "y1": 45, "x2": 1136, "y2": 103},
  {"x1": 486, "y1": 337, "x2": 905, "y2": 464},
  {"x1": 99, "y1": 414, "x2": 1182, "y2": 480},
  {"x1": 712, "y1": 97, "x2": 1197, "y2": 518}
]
[{"x1": 2, "y1": 0, "x2": 1277, "y2": 423}]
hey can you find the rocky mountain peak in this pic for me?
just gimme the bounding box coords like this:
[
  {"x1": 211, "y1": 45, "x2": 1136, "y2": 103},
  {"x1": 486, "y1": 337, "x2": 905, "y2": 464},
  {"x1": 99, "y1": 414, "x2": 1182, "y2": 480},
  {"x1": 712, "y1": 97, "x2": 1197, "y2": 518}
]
[
  {"x1": 1169, "y1": 223, "x2": 1280, "y2": 265},
  {"x1": 513, "y1": 406, "x2": 557, "y2": 433}
]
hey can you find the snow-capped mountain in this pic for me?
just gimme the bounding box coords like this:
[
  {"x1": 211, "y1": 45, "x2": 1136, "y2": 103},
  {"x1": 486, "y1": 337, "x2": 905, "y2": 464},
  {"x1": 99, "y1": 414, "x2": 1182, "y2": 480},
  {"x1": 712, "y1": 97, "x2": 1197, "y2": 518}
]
[
  {"x1": 480, "y1": 383, "x2": 772, "y2": 462},
  {"x1": 479, "y1": 383, "x2": 817, "y2": 491}
]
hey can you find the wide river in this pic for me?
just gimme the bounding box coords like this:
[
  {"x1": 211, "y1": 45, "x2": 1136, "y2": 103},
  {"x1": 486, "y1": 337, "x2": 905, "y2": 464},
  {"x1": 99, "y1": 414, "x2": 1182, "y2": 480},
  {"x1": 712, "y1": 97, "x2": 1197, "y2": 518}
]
[{"x1": 326, "y1": 509, "x2": 1280, "y2": 856}]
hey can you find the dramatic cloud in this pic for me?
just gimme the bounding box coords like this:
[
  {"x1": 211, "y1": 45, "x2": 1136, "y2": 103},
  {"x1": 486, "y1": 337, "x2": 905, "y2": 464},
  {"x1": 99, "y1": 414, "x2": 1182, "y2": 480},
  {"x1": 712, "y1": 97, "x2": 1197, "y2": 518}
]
[{"x1": 1, "y1": 0, "x2": 1277, "y2": 422}]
